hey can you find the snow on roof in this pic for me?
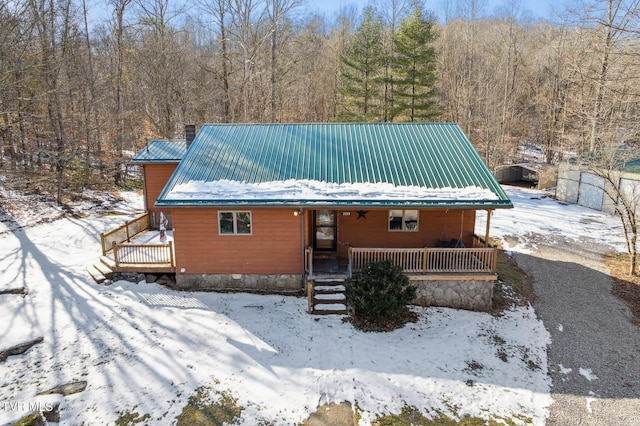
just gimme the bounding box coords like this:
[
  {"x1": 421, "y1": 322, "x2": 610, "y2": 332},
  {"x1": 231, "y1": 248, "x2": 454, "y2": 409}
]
[{"x1": 165, "y1": 179, "x2": 500, "y2": 205}]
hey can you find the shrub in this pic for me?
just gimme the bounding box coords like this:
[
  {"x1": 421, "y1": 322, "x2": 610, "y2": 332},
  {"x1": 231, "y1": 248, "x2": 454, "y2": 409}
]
[{"x1": 346, "y1": 260, "x2": 416, "y2": 331}]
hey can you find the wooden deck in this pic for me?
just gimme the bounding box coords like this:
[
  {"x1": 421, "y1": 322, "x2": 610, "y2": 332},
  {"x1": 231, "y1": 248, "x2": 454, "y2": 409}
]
[{"x1": 100, "y1": 213, "x2": 176, "y2": 274}]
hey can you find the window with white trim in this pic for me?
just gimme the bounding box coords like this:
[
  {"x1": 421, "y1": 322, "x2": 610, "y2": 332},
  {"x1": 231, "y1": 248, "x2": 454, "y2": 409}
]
[
  {"x1": 218, "y1": 211, "x2": 252, "y2": 235},
  {"x1": 388, "y1": 210, "x2": 419, "y2": 232}
]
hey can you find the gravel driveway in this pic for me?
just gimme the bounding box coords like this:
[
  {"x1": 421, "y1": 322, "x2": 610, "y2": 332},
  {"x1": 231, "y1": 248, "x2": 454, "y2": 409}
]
[{"x1": 513, "y1": 234, "x2": 640, "y2": 425}]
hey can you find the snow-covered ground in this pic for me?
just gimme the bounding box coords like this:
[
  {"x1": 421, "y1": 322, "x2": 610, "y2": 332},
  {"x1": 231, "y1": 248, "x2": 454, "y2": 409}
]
[{"x1": 0, "y1": 187, "x2": 626, "y2": 425}]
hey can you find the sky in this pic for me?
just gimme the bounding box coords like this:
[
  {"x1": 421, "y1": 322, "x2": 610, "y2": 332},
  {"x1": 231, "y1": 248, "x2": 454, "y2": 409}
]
[{"x1": 308, "y1": 0, "x2": 555, "y2": 21}]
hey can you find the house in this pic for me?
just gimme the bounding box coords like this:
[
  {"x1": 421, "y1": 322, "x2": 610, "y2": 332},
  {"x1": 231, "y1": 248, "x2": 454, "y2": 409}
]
[
  {"x1": 131, "y1": 138, "x2": 188, "y2": 227},
  {"x1": 121, "y1": 122, "x2": 512, "y2": 312}
]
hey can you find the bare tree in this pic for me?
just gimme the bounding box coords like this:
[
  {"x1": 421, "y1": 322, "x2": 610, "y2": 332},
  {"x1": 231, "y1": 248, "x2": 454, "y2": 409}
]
[
  {"x1": 568, "y1": 0, "x2": 640, "y2": 151},
  {"x1": 228, "y1": 0, "x2": 269, "y2": 122},
  {"x1": 0, "y1": 0, "x2": 31, "y2": 171},
  {"x1": 266, "y1": 0, "x2": 302, "y2": 122},
  {"x1": 195, "y1": 0, "x2": 235, "y2": 122},
  {"x1": 80, "y1": 0, "x2": 104, "y2": 175},
  {"x1": 586, "y1": 149, "x2": 640, "y2": 275},
  {"x1": 29, "y1": 0, "x2": 77, "y2": 202}
]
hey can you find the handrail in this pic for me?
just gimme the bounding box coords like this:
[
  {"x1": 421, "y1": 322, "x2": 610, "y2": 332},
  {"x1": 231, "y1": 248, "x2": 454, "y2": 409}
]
[
  {"x1": 304, "y1": 246, "x2": 313, "y2": 277},
  {"x1": 304, "y1": 246, "x2": 314, "y2": 313},
  {"x1": 349, "y1": 246, "x2": 497, "y2": 275},
  {"x1": 100, "y1": 213, "x2": 150, "y2": 255}
]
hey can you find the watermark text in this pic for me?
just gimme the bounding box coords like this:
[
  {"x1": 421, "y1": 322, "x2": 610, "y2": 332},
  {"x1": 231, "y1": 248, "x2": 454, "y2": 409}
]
[{"x1": 1, "y1": 400, "x2": 56, "y2": 413}]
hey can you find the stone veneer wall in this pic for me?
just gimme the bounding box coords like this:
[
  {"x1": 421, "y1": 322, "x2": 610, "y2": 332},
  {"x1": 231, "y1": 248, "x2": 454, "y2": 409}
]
[
  {"x1": 173, "y1": 273, "x2": 302, "y2": 294},
  {"x1": 172, "y1": 273, "x2": 493, "y2": 311},
  {"x1": 411, "y1": 277, "x2": 495, "y2": 311}
]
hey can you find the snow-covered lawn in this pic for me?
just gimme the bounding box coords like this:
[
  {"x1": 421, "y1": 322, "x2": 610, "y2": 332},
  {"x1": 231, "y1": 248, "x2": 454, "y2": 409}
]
[{"x1": 0, "y1": 187, "x2": 625, "y2": 425}]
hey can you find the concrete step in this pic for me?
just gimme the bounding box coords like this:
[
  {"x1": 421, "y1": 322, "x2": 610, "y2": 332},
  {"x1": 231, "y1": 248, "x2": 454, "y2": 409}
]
[{"x1": 86, "y1": 265, "x2": 106, "y2": 284}]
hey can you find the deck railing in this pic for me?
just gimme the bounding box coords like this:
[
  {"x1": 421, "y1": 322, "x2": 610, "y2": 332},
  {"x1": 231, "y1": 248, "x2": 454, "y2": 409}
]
[
  {"x1": 101, "y1": 213, "x2": 150, "y2": 255},
  {"x1": 349, "y1": 246, "x2": 496, "y2": 276},
  {"x1": 112, "y1": 241, "x2": 175, "y2": 271},
  {"x1": 305, "y1": 246, "x2": 313, "y2": 277}
]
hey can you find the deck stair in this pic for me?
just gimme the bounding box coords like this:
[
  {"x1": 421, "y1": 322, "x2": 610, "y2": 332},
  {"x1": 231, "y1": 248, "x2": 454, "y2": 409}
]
[
  {"x1": 87, "y1": 256, "x2": 116, "y2": 284},
  {"x1": 308, "y1": 276, "x2": 348, "y2": 315}
]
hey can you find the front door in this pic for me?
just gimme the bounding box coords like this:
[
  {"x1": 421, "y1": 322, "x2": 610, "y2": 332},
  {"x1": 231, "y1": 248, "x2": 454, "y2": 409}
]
[{"x1": 313, "y1": 209, "x2": 337, "y2": 252}]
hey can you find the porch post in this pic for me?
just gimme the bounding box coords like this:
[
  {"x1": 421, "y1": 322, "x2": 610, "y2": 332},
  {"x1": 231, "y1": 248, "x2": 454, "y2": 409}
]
[
  {"x1": 298, "y1": 208, "x2": 306, "y2": 280},
  {"x1": 484, "y1": 209, "x2": 493, "y2": 247},
  {"x1": 112, "y1": 241, "x2": 119, "y2": 269}
]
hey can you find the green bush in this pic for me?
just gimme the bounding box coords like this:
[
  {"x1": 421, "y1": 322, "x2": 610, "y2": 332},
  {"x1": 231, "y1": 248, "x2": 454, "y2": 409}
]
[{"x1": 346, "y1": 260, "x2": 416, "y2": 330}]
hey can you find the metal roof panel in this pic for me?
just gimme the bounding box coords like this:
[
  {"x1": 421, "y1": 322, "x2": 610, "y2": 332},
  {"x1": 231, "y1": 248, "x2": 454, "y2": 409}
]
[
  {"x1": 156, "y1": 123, "x2": 512, "y2": 208},
  {"x1": 131, "y1": 140, "x2": 187, "y2": 163}
]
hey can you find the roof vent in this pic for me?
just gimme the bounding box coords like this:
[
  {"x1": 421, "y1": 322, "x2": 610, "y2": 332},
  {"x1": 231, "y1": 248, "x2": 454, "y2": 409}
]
[{"x1": 185, "y1": 124, "x2": 196, "y2": 148}]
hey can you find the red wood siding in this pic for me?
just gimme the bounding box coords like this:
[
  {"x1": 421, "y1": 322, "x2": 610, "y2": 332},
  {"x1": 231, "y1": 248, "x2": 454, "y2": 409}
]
[
  {"x1": 334, "y1": 209, "x2": 476, "y2": 258},
  {"x1": 173, "y1": 208, "x2": 303, "y2": 275},
  {"x1": 143, "y1": 164, "x2": 178, "y2": 213}
]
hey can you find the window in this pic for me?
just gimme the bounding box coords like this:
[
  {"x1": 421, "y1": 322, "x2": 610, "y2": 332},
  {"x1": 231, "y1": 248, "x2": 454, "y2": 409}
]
[
  {"x1": 218, "y1": 211, "x2": 252, "y2": 235},
  {"x1": 389, "y1": 210, "x2": 419, "y2": 232}
]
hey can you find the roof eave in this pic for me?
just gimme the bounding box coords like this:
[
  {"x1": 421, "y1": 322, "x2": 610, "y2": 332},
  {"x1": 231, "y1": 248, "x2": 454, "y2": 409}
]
[
  {"x1": 131, "y1": 159, "x2": 183, "y2": 164},
  {"x1": 155, "y1": 199, "x2": 513, "y2": 209}
]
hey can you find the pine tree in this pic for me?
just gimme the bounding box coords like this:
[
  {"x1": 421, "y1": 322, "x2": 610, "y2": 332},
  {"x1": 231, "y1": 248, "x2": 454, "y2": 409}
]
[
  {"x1": 336, "y1": 8, "x2": 386, "y2": 122},
  {"x1": 392, "y1": 7, "x2": 438, "y2": 121}
]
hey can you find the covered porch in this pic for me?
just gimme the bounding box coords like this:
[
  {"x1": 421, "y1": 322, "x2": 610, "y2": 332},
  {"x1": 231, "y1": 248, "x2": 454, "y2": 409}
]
[
  {"x1": 304, "y1": 235, "x2": 498, "y2": 314},
  {"x1": 302, "y1": 207, "x2": 497, "y2": 278},
  {"x1": 303, "y1": 207, "x2": 499, "y2": 314},
  {"x1": 304, "y1": 234, "x2": 497, "y2": 280}
]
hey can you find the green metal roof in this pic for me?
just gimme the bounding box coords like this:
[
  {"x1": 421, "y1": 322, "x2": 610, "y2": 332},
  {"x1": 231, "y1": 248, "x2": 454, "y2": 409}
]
[
  {"x1": 156, "y1": 123, "x2": 512, "y2": 208},
  {"x1": 132, "y1": 140, "x2": 187, "y2": 163}
]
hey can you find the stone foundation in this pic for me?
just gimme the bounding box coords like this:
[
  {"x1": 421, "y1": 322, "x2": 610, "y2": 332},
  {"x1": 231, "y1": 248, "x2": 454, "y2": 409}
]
[
  {"x1": 172, "y1": 273, "x2": 303, "y2": 294},
  {"x1": 411, "y1": 276, "x2": 495, "y2": 311}
]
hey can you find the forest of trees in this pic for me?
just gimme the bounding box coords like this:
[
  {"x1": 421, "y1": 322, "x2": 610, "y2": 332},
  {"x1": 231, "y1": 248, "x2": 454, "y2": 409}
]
[{"x1": 0, "y1": 0, "x2": 638, "y2": 201}]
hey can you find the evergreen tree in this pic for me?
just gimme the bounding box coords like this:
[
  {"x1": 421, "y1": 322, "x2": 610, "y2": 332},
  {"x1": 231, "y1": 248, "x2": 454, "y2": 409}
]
[
  {"x1": 336, "y1": 8, "x2": 386, "y2": 122},
  {"x1": 392, "y1": 6, "x2": 438, "y2": 121}
]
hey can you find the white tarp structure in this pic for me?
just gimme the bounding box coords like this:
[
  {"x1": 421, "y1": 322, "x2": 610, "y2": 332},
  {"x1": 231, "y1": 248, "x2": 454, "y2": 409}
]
[
  {"x1": 577, "y1": 173, "x2": 605, "y2": 210},
  {"x1": 556, "y1": 162, "x2": 640, "y2": 216}
]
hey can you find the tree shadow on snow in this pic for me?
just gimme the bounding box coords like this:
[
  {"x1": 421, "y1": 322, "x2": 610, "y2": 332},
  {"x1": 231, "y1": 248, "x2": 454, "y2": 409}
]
[{"x1": 0, "y1": 216, "x2": 205, "y2": 422}]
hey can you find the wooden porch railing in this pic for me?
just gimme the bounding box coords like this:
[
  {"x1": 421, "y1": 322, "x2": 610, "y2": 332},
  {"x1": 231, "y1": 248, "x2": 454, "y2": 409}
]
[
  {"x1": 348, "y1": 246, "x2": 497, "y2": 276},
  {"x1": 100, "y1": 213, "x2": 150, "y2": 255},
  {"x1": 305, "y1": 246, "x2": 313, "y2": 277},
  {"x1": 112, "y1": 241, "x2": 175, "y2": 271}
]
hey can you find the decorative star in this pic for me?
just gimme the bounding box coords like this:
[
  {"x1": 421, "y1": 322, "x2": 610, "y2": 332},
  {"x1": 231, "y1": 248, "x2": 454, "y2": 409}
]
[{"x1": 356, "y1": 210, "x2": 368, "y2": 219}]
